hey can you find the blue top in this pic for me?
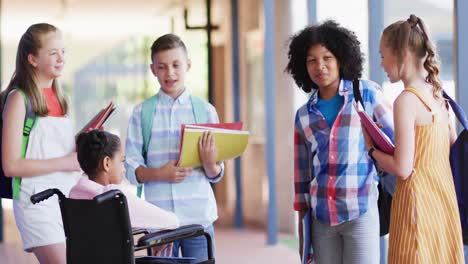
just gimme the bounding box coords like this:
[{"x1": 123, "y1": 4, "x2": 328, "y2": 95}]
[{"x1": 316, "y1": 93, "x2": 344, "y2": 128}]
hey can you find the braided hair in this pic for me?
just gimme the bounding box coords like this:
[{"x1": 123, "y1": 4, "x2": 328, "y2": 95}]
[{"x1": 382, "y1": 14, "x2": 442, "y2": 100}]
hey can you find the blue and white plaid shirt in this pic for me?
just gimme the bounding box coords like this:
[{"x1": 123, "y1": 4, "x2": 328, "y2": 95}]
[
  {"x1": 125, "y1": 89, "x2": 224, "y2": 227},
  {"x1": 294, "y1": 79, "x2": 394, "y2": 226}
]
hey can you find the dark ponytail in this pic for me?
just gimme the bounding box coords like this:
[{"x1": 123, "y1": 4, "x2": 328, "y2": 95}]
[{"x1": 76, "y1": 130, "x2": 121, "y2": 179}]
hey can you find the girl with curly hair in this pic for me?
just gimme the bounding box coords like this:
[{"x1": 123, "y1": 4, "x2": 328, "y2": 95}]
[
  {"x1": 286, "y1": 20, "x2": 395, "y2": 264},
  {"x1": 363, "y1": 15, "x2": 464, "y2": 263}
]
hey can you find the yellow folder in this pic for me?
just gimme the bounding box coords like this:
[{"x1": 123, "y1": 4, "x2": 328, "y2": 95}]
[{"x1": 178, "y1": 126, "x2": 250, "y2": 167}]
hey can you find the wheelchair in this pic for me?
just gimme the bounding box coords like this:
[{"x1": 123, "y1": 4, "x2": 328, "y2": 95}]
[{"x1": 31, "y1": 188, "x2": 215, "y2": 264}]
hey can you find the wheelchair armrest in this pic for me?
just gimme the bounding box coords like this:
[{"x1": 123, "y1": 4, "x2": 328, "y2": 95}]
[{"x1": 136, "y1": 224, "x2": 205, "y2": 248}]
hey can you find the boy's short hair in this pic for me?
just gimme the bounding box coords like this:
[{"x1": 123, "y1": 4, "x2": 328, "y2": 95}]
[{"x1": 150, "y1": 34, "x2": 188, "y2": 61}]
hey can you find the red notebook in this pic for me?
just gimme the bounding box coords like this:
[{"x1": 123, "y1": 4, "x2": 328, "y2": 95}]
[
  {"x1": 78, "y1": 102, "x2": 116, "y2": 135},
  {"x1": 353, "y1": 102, "x2": 395, "y2": 154}
]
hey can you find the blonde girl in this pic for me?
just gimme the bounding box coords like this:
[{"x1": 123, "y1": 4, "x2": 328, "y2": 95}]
[
  {"x1": 1, "y1": 23, "x2": 81, "y2": 263},
  {"x1": 364, "y1": 14, "x2": 464, "y2": 263}
]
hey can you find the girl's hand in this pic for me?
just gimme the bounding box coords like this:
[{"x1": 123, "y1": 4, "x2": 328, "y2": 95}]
[
  {"x1": 152, "y1": 243, "x2": 173, "y2": 256},
  {"x1": 198, "y1": 131, "x2": 218, "y2": 168},
  {"x1": 63, "y1": 152, "x2": 81, "y2": 172},
  {"x1": 159, "y1": 160, "x2": 192, "y2": 183}
]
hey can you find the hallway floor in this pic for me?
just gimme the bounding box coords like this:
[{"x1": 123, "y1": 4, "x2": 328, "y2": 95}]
[{"x1": 0, "y1": 208, "x2": 300, "y2": 264}]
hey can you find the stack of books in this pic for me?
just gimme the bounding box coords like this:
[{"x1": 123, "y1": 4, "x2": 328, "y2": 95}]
[{"x1": 177, "y1": 122, "x2": 249, "y2": 167}]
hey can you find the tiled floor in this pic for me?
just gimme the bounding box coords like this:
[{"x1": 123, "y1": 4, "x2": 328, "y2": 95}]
[
  {"x1": 216, "y1": 228, "x2": 300, "y2": 264},
  {"x1": 0, "y1": 208, "x2": 36, "y2": 264},
  {"x1": 0, "y1": 208, "x2": 300, "y2": 264}
]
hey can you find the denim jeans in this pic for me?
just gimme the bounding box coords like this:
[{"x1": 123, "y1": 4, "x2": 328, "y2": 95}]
[
  {"x1": 171, "y1": 225, "x2": 215, "y2": 262},
  {"x1": 311, "y1": 206, "x2": 380, "y2": 264}
]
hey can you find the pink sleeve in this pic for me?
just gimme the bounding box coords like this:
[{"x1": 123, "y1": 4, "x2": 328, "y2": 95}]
[{"x1": 105, "y1": 185, "x2": 180, "y2": 230}]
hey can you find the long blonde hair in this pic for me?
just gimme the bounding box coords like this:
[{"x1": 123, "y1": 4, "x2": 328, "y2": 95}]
[
  {"x1": 382, "y1": 14, "x2": 442, "y2": 100},
  {"x1": 0, "y1": 23, "x2": 68, "y2": 116}
]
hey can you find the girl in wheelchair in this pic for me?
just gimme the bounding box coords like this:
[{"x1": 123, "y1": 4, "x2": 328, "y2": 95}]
[{"x1": 70, "y1": 129, "x2": 180, "y2": 255}]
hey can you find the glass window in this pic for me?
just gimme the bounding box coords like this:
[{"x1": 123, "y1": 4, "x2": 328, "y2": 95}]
[
  {"x1": 383, "y1": 0, "x2": 455, "y2": 101},
  {"x1": 1, "y1": 1, "x2": 210, "y2": 139},
  {"x1": 317, "y1": 0, "x2": 370, "y2": 78},
  {"x1": 291, "y1": 0, "x2": 310, "y2": 111},
  {"x1": 245, "y1": 29, "x2": 265, "y2": 137},
  {"x1": 243, "y1": 1, "x2": 265, "y2": 138}
]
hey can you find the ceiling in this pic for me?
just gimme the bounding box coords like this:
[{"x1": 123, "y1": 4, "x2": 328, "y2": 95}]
[
  {"x1": 0, "y1": 0, "x2": 211, "y2": 84},
  {"x1": 0, "y1": 0, "x2": 209, "y2": 41}
]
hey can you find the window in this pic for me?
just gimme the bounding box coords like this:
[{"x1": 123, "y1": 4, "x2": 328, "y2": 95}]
[{"x1": 382, "y1": 0, "x2": 455, "y2": 101}]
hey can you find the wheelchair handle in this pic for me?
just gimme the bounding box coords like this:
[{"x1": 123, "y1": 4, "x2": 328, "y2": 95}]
[
  {"x1": 94, "y1": 189, "x2": 124, "y2": 204},
  {"x1": 30, "y1": 188, "x2": 64, "y2": 204}
]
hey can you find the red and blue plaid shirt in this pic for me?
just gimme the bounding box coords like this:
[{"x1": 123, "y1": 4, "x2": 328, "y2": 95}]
[{"x1": 294, "y1": 79, "x2": 394, "y2": 226}]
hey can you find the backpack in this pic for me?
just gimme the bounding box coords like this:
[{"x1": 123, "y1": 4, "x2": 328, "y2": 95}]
[
  {"x1": 137, "y1": 94, "x2": 208, "y2": 197},
  {"x1": 443, "y1": 91, "x2": 468, "y2": 244},
  {"x1": 353, "y1": 80, "x2": 394, "y2": 236},
  {"x1": 0, "y1": 90, "x2": 37, "y2": 199}
]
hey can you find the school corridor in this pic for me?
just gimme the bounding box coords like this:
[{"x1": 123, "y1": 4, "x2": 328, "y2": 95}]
[{"x1": 1, "y1": 0, "x2": 468, "y2": 264}]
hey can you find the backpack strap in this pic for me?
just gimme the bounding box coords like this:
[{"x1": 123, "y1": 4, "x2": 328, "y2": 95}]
[
  {"x1": 443, "y1": 90, "x2": 468, "y2": 234},
  {"x1": 13, "y1": 90, "x2": 37, "y2": 200},
  {"x1": 138, "y1": 95, "x2": 158, "y2": 198},
  {"x1": 137, "y1": 94, "x2": 208, "y2": 198},
  {"x1": 443, "y1": 91, "x2": 468, "y2": 129},
  {"x1": 353, "y1": 79, "x2": 365, "y2": 110},
  {"x1": 190, "y1": 95, "x2": 209, "y2": 123},
  {"x1": 141, "y1": 95, "x2": 158, "y2": 161}
]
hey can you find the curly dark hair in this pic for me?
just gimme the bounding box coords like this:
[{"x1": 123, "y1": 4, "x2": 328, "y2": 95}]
[
  {"x1": 285, "y1": 20, "x2": 364, "y2": 93},
  {"x1": 76, "y1": 130, "x2": 121, "y2": 179}
]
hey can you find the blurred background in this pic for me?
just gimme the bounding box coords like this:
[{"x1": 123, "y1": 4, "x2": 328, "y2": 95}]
[{"x1": 0, "y1": 0, "x2": 464, "y2": 263}]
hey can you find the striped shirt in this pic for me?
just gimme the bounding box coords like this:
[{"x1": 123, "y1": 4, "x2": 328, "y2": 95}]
[
  {"x1": 125, "y1": 89, "x2": 224, "y2": 227},
  {"x1": 388, "y1": 87, "x2": 464, "y2": 263},
  {"x1": 294, "y1": 79, "x2": 394, "y2": 226}
]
